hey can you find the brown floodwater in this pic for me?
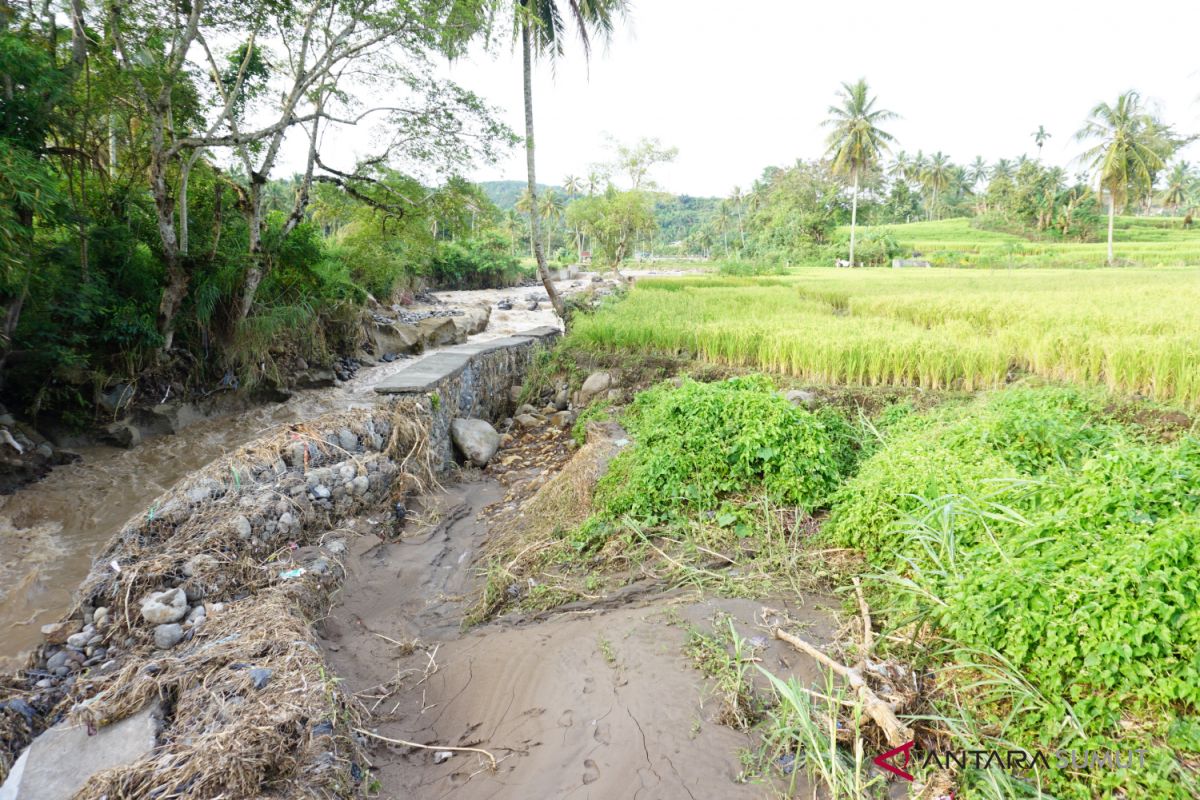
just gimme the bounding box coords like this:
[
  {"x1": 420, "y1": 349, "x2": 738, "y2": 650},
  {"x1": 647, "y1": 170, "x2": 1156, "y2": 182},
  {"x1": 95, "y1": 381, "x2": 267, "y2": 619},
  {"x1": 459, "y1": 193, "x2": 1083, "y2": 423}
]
[{"x1": 0, "y1": 285, "x2": 571, "y2": 669}]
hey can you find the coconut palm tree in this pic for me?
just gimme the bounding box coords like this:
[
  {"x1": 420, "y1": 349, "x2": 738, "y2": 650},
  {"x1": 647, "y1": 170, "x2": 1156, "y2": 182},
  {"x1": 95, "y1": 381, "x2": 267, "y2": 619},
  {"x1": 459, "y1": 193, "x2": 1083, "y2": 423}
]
[
  {"x1": 1162, "y1": 162, "x2": 1191, "y2": 215},
  {"x1": 1077, "y1": 91, "x2": 1169, "y2": 264},
  {"x1": 992, "y1": 158, "x2": 1014, "y2": 181},
  {"x1": 968, "y1": 156, "x2": 989, "y2": 188},
  {"x1": 585, "y1": 171, "x2": 603, "y2": 196},
  {"x1": 729, "y1": 186, "x2": 747, "y2": 250},
  {"x1": 920, "y1": 152, "x2": 952, "y2": 220},
  {"x1": 512, "y1": 0, "x2": 627, "y2": 318},
  {"x1": 539, "y1": 190, "x2": 565, "y2": 254},
  {"x1": 888, "y1": 151, "x2": 911, "y2": 185},
  {"x1": 1032, "y1": 125, "x2": 1051, "y2": 159},
  {"x1": 563, "y1": 175, "x2": 582, "y2": 198},
  {"x1": 823, "y1": 78, "x2": 896, "y2": 266}
]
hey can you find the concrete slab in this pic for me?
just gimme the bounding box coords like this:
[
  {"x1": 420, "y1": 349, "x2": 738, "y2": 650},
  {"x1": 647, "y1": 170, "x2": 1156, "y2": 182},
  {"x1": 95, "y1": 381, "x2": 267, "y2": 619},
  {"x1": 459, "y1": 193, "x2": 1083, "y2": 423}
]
[
  {"x1": 373, "y1": 327, "x2": 558, "y2": 395},
  {"x1": 0, "y1": 702, "x2": 160, "y2": 800}
]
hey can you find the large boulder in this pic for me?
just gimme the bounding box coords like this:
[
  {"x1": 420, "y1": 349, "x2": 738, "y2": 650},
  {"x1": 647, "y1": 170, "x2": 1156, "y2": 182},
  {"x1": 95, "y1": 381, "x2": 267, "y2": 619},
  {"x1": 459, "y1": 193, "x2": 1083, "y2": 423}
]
[
  {"x1": 417, "y1": 316, "x2": 463, "y2": 348},
  {"x1": 368, "y1": 319, "x2": 421, "y2": 355},
  {"x1": 577, "y1": 371, "x2": 612, "y2": 406},
  {"x1": 451, "y1": 304, "x2": 491, "y2": 338},
  {"x1": 101, "y1": 420, "x2": 141, "y2": 449},
  {"x1": 450, "y1": 418, "x2": 501, "y2": 467}
]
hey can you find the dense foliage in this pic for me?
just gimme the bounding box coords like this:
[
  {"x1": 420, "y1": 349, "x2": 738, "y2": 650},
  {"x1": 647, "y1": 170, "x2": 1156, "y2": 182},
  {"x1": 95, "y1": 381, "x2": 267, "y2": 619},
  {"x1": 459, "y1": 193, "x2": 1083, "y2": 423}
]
[
  {"x1": 0, "y1": 1, "x2": 519, "y2": 420},
  {"x1": 593, "y1": 376, "x2": 855, "y2": 524},
  {"x1": 825, "y1": 386, "x2": 1200, "y2": 797}
]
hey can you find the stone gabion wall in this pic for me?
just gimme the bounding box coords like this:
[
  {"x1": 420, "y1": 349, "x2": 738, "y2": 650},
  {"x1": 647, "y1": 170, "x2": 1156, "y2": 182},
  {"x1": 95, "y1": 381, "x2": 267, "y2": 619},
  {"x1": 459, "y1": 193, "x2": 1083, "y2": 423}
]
[{"x1": 424, "y1": 335, "x2": 554, "y2": 469}]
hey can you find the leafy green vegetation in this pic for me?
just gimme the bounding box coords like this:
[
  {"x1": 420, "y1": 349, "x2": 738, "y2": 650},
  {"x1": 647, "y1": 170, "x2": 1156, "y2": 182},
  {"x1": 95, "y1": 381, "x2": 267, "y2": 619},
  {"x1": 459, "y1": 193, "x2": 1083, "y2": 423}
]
[
  {"x1": 593, "y1": 376, "x2": 855, "y2": 525},
  {"x1": 823, "y1": 386, "x2": 1200, "y2": 798}
]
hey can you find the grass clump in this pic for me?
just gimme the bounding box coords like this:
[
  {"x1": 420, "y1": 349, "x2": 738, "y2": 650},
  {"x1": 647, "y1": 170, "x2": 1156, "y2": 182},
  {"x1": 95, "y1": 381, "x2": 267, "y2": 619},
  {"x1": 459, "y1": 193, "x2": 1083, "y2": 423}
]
[{"x1": 594, "y1": 375, "x2": 856, "y2": 525}]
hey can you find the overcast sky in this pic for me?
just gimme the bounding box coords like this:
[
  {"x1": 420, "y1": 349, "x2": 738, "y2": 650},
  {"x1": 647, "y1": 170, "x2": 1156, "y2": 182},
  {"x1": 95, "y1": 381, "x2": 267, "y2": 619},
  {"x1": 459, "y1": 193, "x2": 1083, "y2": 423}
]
[{"x1": 305, "y1": 0, "x2": 1200, "y2": 198}]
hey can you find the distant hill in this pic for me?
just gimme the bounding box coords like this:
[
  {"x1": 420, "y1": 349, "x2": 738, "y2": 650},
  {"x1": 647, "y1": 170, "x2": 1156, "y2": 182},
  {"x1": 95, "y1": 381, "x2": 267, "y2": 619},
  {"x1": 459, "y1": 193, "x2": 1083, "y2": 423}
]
[{"x1": 479, "y1": 180, "x2": 554, "y2": 210}]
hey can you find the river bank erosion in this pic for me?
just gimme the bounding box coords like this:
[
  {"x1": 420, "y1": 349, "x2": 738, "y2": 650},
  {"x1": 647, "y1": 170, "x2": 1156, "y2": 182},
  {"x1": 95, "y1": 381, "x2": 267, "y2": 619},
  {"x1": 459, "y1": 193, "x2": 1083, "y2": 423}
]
[{"x1": 5, "y1": 271, "x2": 832, "y2": 800}]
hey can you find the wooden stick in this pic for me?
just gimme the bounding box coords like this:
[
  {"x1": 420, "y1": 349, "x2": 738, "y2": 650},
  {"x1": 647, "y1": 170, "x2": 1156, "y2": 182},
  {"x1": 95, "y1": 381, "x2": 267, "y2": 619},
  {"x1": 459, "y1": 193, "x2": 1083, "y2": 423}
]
[
  {"x1": 852, "y1": 576, "x2": 873, "y2": 662},
  {"x1": 769, "y1": 626, "x2": 913, "y2": 747},
  {"x1": 353, "y1": 727, "x2": 498, "y2": 771}
]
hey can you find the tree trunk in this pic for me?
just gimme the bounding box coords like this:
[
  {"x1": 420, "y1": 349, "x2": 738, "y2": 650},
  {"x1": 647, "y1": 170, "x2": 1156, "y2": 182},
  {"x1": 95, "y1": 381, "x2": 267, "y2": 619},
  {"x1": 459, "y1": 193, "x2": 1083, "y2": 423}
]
[
  {"x1": 521, "y1": 21, "x2": 566, "y2": 321},
  {"x1": 1107, "y1": 191, "x2": 1115, "y2": 265},
  {"x1": 849, "y1": 169, "x2": 859, "y2": 267}
]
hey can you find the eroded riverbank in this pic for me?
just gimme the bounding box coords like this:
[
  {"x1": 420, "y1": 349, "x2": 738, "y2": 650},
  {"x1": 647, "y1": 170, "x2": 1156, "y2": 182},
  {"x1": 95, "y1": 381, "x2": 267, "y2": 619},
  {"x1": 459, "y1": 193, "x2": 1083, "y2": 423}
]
[{"x1": 0, "y1": 281, "x2": 579, "y2": 670}]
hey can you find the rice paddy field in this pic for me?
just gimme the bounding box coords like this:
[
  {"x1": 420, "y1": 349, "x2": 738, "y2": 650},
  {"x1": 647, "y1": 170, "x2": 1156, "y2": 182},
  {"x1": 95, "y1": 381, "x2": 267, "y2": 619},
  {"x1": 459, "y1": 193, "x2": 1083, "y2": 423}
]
[
  {"x1": 863, "y1": 217, "x2": 1200, "y2": 267},
  {"x1": 571, "y1": 268, "x2": 1200, "y2": 407}
]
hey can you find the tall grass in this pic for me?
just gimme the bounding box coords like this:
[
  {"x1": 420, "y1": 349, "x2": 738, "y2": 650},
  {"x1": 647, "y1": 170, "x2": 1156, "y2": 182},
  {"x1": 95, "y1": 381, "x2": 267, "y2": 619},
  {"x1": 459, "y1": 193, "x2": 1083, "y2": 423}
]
[{"x1": 572, "y1": 269, "x2": 1200, "y2": 406}]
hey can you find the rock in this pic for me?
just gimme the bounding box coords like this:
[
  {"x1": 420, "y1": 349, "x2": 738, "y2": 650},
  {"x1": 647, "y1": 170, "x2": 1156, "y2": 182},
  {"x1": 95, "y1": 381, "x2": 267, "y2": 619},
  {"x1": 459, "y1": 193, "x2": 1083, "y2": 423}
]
[
  {"x1": 40, "y1": 621, "x2": 81, "y2": 645},
  {"x1": 337, "y1": 428, "x2": 358, "y2": 452},
  {"x1": 349, "y1": 475, "x2": 369, "y2": 496},
  {"x1": 451, "y1": 305, "x2": 490, "y2": 338},
  {"x1": 508, "y1": 385, "x2": 524, "y2": 405},
  {"x1": 134, "y1": 401, "x2": 203, "y2": 435},
  {"x1": 496, "y1": 300, "x2": 513, "y2": 311},
  {"x1": 66, "y1": 631, "x2": 91, "y2": 649},
  {"x1": 294, "y1": 368, "x2": 336, "y2": 389},
  {"x1": 185, "y1": 605, "x2": 206, "y2": 625},
  {"x1": 450, "y1": 418, "x2": 501, "y2": 467},
  {"x1": 232, "y1": 515, "x2": 253, "y2": 539},
  {"x1": 368, "y1": 319, "x2": 421, "y2": 356},
  {"x1": 784, "y1": 389, "x2": 818, "y2": 409},
  {"x1": 0, "y1": 701, "x2": 160, "y2": 800},
  {"x1": 101, "y1": 421, "x2": 141, "y2": 449},
  {"x1": 553, "y1": 385, "x2": 569, "y2": 410},
  {"x1": 551, "y1": 411, "x2": 577, "y2": 429},
  {"x1": 248, "y1": 667, "x2": 273, "y2": 690},
  {"x1": 514, "y1": 414, "x2": 542, "y2": 429},
  {"x1": 279, "y1": 511, "x2": 297, "y2": 530},
  {"x1": 140, "y1": 588, "x2": 188, "y2": 624},
  {"x1": 517, "y1": 403, "x2": 538, "y2": 416},
  {"x1": 541, "y1": 404, "x2": 557, "y2": 415},
  {"x1": 433, "y1": 750, "x2": 454, "y2": 764},
  {"x1": 153, "y1": 624, "x2": 184, "y2": 649},
  {"x1": 578, "y1": 372, "x2": 612, "y2": 405},
  {"x1": 45, "y1": 651, "x2": 69, "y2": 671},
  {"x1": 525, "y1": 300, "x2": 539, "y2": 311},
  {"x1": 416, "y1": 316, "x2": 462, "y2": 348},
  {"x1": 93, "y1": 607, "x2": 109, "y2": 628},
  {"x1": 312, "y1": 484, "x2": 331, "y2": 500},
  {"x1": 99, "y1": 384, "x2": 135, "y2": 415}
]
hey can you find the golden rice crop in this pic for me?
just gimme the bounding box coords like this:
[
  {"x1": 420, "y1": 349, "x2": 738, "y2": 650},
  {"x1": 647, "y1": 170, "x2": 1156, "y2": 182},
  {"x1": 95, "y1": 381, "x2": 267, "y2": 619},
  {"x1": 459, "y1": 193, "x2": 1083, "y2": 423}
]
[{"x1": 575, "y1": 269, "x2": 1200, "y2": 405}]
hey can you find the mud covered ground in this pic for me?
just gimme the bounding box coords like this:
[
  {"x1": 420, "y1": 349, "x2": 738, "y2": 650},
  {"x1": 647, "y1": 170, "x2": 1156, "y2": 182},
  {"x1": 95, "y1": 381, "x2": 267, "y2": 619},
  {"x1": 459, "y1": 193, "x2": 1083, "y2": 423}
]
[{"x1": 323, "y1": 473, "x2": 841, "y2": 800}]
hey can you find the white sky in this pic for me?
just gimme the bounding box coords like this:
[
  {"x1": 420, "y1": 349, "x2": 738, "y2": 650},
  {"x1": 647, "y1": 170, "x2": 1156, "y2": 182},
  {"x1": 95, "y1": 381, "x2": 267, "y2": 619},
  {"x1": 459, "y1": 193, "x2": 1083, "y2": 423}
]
[{"x1": 303, "y1": 0, "x2": 1200, "y2": 197}]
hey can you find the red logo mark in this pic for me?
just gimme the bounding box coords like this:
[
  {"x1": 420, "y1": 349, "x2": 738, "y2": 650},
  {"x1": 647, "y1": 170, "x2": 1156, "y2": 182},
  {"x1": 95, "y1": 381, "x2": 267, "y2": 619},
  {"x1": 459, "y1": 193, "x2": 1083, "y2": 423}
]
[{"x1": 873, "y1": 741, "x2": 916, "y2": 781}]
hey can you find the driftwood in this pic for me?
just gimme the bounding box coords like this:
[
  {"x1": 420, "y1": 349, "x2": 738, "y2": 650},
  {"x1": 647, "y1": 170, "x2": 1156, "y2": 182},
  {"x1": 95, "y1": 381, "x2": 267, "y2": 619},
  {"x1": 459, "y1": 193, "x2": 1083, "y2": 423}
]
[{"x1": 763, "y1": 592, "x2": 913, "y2": 748}]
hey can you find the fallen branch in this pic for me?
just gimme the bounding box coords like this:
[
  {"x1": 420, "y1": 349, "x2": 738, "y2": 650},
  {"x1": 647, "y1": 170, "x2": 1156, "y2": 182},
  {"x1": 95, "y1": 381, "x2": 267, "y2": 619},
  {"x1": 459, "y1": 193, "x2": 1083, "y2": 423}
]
[
  {"x1": 763, "y1": 608, "x2": 912, "y2": 747},
  {"x1": 353, "y1": 727, "x2": 498, "y2": 771},
  {"x1": 852, "y1": 576, "x2": 873, "y2": 659}
]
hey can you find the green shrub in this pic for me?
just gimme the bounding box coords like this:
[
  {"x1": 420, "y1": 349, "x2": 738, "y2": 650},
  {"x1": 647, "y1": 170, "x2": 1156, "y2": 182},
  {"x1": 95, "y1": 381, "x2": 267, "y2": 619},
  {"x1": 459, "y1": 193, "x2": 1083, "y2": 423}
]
[{"x1": 595, "y1": 375, "x2": 855, "y2": 524}]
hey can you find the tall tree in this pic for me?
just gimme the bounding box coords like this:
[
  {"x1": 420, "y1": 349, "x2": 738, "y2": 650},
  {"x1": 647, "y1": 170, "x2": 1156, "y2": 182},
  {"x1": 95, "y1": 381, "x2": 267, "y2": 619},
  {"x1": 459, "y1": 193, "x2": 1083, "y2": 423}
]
[
  {"x1": 1076, "y1": 91, "x2": 1170, "y2": 264},
  {"x1": 968, "y1": 156, "x2": 989, "y2": 187},
  {"x1": 1162, "y1": 162, "x2": 1192, "y2": 215},
  {"x1": 1032, "y1": 125, "x2": 1051, "y2": 159},
  {"x1": 512, "y1": 0, "x2": 627, "y2": 320},
  {"x1": 823, "y1": 78, "x2": 896, "y2": 266},
  {"x1": 920, "y1": 152, "x2": 952, "y2": 220}
]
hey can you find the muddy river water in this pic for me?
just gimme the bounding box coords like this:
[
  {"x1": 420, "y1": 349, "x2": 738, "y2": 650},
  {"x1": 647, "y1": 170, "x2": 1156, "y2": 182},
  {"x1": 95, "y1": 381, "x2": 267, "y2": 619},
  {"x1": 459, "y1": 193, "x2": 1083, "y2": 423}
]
[{"x1": 0, "y1": 285, "x2": 572, "y2": 669}]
